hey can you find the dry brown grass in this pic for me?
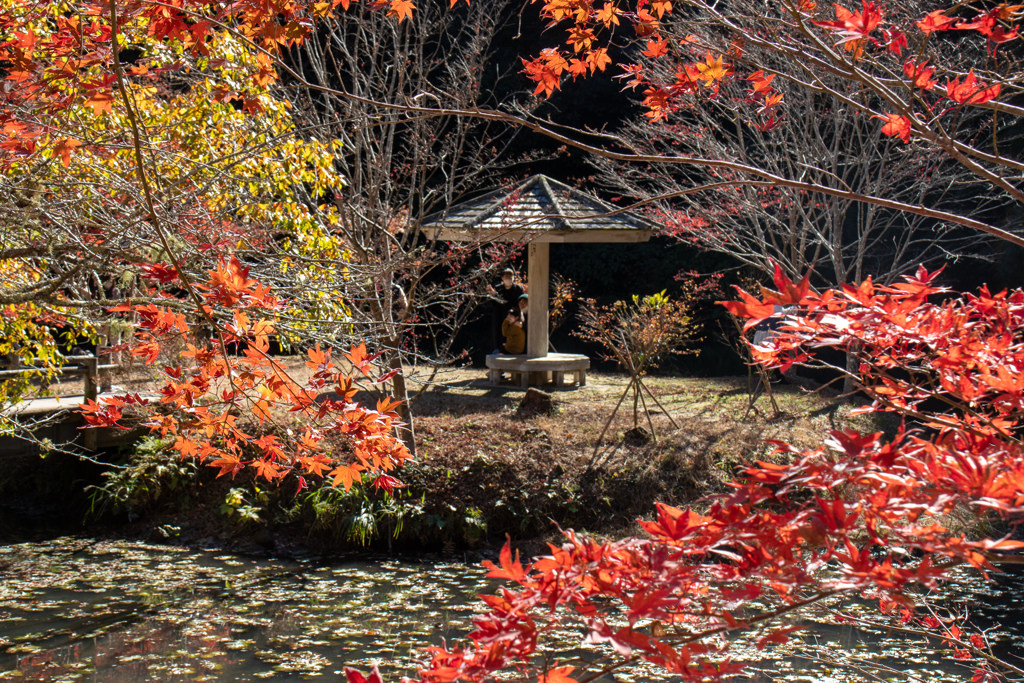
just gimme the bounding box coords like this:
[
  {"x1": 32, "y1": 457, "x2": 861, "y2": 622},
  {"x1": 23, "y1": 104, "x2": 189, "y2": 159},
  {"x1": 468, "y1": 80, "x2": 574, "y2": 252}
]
[{"x1": 395, "y1": 366, "x2": 878, "y2": 546}]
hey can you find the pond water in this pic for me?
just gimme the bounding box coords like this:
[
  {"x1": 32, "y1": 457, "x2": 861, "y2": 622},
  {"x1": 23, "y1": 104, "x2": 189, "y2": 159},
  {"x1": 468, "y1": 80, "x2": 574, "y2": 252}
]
[{"x1": 1, "y1": 538, "x2": 1022, "y2": 682}]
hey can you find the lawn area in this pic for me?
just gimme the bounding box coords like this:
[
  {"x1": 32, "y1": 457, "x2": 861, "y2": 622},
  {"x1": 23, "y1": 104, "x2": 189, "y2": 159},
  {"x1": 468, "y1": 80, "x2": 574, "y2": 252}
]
[{"x1": 398, "y1": 367, "x2": 878, "y2": 549}]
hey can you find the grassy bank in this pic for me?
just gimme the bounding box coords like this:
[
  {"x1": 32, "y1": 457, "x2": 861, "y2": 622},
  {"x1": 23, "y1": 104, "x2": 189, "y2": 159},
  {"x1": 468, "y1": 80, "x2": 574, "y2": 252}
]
[{"x1": 69, "y1": 364, "x2": 875, "y2": 556}]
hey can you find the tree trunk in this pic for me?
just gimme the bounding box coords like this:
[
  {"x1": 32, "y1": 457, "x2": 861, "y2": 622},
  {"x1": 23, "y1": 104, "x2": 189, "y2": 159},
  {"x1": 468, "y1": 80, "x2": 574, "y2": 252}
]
[
  {"x1": 389, "y1": 354, "x2": 416, "y2": 458},
  {"x1": 632, "y1": 376, "x2": 640, "y2": 430},
  {"x1": 843, "y1": 349, "x2": 859, "y2": 395}
]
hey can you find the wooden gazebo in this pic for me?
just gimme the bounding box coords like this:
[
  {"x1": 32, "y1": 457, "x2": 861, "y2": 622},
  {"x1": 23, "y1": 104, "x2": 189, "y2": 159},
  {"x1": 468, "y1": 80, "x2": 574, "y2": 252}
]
[{"x1": 423, "y1": 175, "x2": 655, "y2": 387}]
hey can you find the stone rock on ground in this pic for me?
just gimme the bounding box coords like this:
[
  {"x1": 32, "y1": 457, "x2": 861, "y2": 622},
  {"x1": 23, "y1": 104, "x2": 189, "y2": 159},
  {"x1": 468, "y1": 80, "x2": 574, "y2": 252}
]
[{"x1": 516, "y1": 387, "x2": 553, "y2": 418}]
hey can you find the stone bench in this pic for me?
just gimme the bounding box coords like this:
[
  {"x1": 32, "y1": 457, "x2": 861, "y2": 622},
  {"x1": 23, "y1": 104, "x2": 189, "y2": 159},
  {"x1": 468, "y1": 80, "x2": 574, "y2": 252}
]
[{"x1": 485, "y1": 353, "x2": 589, "y2": 388}]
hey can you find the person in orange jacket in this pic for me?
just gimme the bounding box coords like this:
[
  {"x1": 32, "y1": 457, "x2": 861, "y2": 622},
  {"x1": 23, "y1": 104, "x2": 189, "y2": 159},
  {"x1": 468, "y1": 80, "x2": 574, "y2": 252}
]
[{"x1": 498, "y1": 308, "x2": 525, "y2": 355}]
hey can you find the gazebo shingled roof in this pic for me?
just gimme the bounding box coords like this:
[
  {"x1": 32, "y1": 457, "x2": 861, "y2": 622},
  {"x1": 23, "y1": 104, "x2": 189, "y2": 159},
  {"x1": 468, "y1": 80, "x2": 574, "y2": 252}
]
[
  {"x1": 422, "y1": 175, "x2": 656, "y2": 367},
  {"x1": 422, "y1": 174, "x2": 656, "y2": 243}
]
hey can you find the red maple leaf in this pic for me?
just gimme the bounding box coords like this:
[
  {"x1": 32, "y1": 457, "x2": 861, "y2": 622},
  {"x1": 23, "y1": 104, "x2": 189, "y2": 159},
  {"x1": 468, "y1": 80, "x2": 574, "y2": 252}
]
[
  {"x1": 916, "y1": 9, "x2": 957, "y2": 34},
  {"x1": 720, "y1": 288, "x2": 778, "y2": 330},
  {"x1": 140, "y1": 262, "x2": 179, "y2": 284},
  {"x1": 875, "y1": 113, "x2": 912, "y2": 142},
  {"x1": 814, "y1": 1, "x2": 884, "y2": 47},
  {"x1": 538, "y1": 666, "x2": 576, "y2": 683},
  {"x1": 903, "y1": 60, "x2": 937, "y2": 90},
  {"x1": 945, "y1": 71, "x2": 1001, "y2": 105},
  {"x1": 482, "y1": 540, "x2": 528, "y2": 582},
  {"x1": 882, "y1": 28, "x2": 906, "y2": 55},
  {"x1": 345, "y1": 666, "x2": 384, "y2": 683},
  {"x1": 956, "y1": 9, "x2": 1018, "y2": 50}
]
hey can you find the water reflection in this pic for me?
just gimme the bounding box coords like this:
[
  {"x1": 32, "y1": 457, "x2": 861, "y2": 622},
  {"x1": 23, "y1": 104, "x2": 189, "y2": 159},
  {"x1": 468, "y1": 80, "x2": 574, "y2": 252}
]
[
  {"x1": 0, "y1": 538, "x2": 488, "y2": 681},
  {"x1": 1, "y1": 538, "x2": 1022, "y2": 682}
]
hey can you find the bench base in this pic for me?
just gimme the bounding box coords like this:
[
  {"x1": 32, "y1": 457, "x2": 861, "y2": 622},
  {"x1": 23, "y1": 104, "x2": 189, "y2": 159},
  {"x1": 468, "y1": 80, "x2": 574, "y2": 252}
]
[{"x1": 485, "y1": 353, "x2": 589, "y2": 389}]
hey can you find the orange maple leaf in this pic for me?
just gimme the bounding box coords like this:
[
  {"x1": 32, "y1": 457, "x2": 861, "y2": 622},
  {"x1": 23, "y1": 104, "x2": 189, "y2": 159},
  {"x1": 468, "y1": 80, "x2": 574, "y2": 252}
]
[
  {"x1": 210, "y1": 452, "x2": 243, "y2": 478},
  {"x1": 642, "y1": 86, "x2": 672, "y2": 121},
  {"x1": 131, "y1": 341, "x2": 161, "y2": 364},
  {"x1": 522, "y1": 56, "x2": 563, "y2": 97},
  {"x1": 330, "y1": 462, "x2": 364, "y2": 490},
  {"x1": 388, "y1": 0, "x2": 415, "y2": 22},
  {"x1": 567, "y1": 58, "x2": 588, "y2": 78},
  {"x1": 587, "y1": 47, "x2": 611, "y2": 73},
  {"x1": 595, "y1": 3, "x2": 620, "y2": 26},
  {"x1": 345, "y1": 341, "x2": 376, "y2": 375},
  {"x1": 253, "y1": 51, "x2": 276, "y2": 87},
  {"x1": 651, "y1": 0, "x2": 673, "y2": 18},
  {"x1": 540, "y1": 0, "x2": 574, "y2": 22},
  {"x1": 298, "y1": 454, "x2": 332, "y2": 478},
  {"x1": 482, "y1": 541, "x2": 528, "y2": 581},
  {"x1": 253, "y1": 457, "x2": 283, "y2": 480},
  {"x1": 634, "y1": 8, "x2": 660, "y2": 36},
  {"x1": 174, "y1": 436, "x2": 201, "y2": 458},
  {"x1": 306, "y1": 343, "x2": 332, "y2": 369},
  {"x1": 673, "y1": 63, "x2": 702, "y2": 92},
  {"x1": 747, "y1": 70, "x2": 776, "y2": 97},
  {"x1": 567, "y1": 26, "x2": 595, "y2": 53},
  {"x1": 642, "y1": 37, "x2": 669, "y2": 58},
  {"x1": 695, "y1": 51, "x2": 730, "y2": 85},
  {"x1": 52, "y1": 137, "x2": 82, "y2": 167},
  {"x1": 85, "y1": 91, "x2": 114, "y2": 116},
  {"x1": 376, "y1": 396, "x2": 403, "y2": 415},
  {"x1": 757, "y1": 90, "x2": 784, "y2": 116}
]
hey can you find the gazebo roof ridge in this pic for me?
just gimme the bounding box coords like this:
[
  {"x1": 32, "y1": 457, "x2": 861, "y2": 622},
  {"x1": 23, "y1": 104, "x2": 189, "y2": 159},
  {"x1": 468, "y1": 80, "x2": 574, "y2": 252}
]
[
  {"x1": 537, "y1": 175, "x2": 572, "y2": 232},
  {"x1": 421, "y1": 174, "x2": 657, "y2": 240}
]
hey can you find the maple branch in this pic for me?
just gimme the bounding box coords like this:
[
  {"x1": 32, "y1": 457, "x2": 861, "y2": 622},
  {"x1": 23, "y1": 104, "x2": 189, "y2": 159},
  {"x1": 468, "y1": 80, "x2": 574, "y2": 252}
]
[
  {"x1": 107, "y1": 0, "x2": 263, "y2": 434},
  {"x1": 129, "y1": 0, "x2": 1024, "y2": 249},
  {"x1": 826, "y1": 606, "x2": 1024, "y2": 677}
]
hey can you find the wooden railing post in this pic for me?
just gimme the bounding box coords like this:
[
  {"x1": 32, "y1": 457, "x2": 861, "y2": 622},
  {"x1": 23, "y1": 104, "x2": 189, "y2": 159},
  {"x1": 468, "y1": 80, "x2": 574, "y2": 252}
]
[
  {"x1": 81, "y1": 355, "x2": 98, "y2": 451},
  {"x1": 96, "y1": 345, "x2": 112, "y2": 392}
]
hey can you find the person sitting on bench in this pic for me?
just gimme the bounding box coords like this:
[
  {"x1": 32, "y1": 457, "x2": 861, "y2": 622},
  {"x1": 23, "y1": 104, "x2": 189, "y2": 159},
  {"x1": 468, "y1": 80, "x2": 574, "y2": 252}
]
[{"x1": 497, "y1": 309, "x2": 525, "y2": 355}]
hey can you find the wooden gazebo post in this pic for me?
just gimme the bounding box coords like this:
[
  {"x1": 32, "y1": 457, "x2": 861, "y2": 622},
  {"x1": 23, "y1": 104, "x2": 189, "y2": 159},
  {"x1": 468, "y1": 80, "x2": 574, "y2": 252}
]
[
  {"x1": 422, "y1": 175, "x2": 654, "y2": 388},
  {"x1": 527, "y1": 242, "x2": 549, "y2": 357}
]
